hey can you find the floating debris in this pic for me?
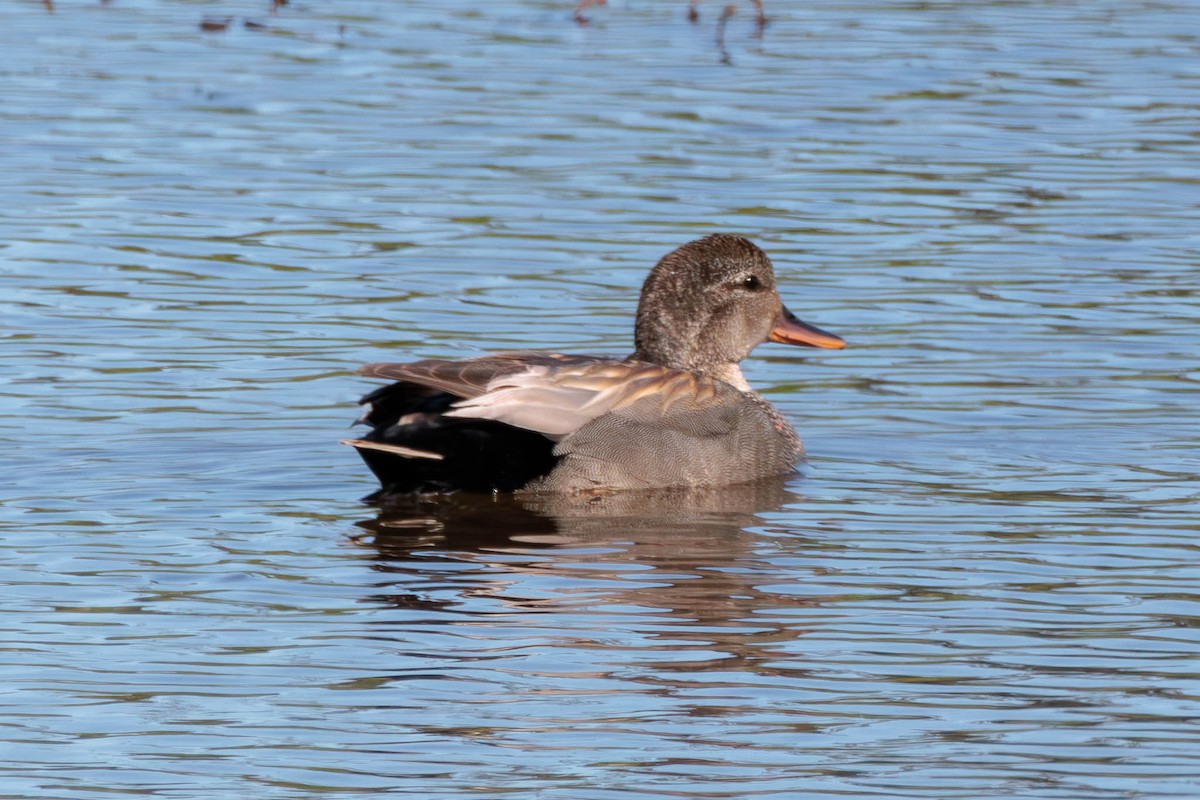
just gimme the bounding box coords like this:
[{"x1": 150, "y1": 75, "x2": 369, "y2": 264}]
[
  {"x1": 200, "y1": 17, "x2": 233, "y2": 32},
  {"x1": 574, "y1": 0, "x2": 606, "y2": 26},
  {"x1": 692, "y1": 0, "x2": 766, "y2": 34}
]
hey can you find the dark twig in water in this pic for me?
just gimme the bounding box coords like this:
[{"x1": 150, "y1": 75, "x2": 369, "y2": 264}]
[
  {"x1": 200, "y1": 17, "x2": 232, "y2": 32},
  {"x1": 692, "y1": 1, "x2": 766, "y2": 26},
  {"x1": 751, "y1": 0, "x2": 767, "y2": 37},
  {"x1": 691, "y1": 0, "x2": 767, "y2": 34},
  {"x1": 715, "y1": 3, "x2": 736, "y2": 64},
  {"x1": 574, "y1": 0, "x2": 606, "y2": 26}
]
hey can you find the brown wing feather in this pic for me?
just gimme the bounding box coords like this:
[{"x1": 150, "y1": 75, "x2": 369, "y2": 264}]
[
  {"x1": 358, "y1": 352, "x2": 594, "y2": 400},
  {"x1": 361, "y1": 350, "x2": 744, "y2": 444},
  {"x1": 446, "y1": 359, "x2": 739, "y2": 440}
]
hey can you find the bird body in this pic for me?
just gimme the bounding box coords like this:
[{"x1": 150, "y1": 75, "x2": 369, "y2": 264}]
[{"x1": 345, "y1": 234, "x2": 844, "y2": 496}]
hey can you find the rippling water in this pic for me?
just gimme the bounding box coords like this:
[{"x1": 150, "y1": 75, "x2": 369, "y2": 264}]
[{"x1": 3, "y1": 1, "x2": 1199, "y2": 798}]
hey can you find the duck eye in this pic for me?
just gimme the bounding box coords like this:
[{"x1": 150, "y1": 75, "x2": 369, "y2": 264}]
[{"x1": 742, "y1": 275, "x2": 761, "y2": 291}]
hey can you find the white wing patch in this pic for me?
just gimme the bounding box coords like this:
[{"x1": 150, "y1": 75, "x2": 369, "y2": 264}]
[
  {"x1": 443, "y1": 366, "x2": 600, "y2": 440},
  {"x1": 442, "y1": 362, "x2": 727, "y2": 442}
]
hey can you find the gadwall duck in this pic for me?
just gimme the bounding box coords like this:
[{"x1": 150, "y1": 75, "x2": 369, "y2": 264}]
[{"x1": 344, "y1": 234, "x2": 844, "y2": 495}]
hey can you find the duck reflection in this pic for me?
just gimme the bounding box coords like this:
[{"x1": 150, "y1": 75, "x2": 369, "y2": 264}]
[
  {"x1": 354, "y1": 475, "x2": 796, "y2": 557},
  {"x1": 350, "y1": 476, "x2": 829, "y2": 668}
]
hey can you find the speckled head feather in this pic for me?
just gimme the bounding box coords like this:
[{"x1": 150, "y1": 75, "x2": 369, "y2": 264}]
[{"x1": 632, "y1": 234, "x2": 784, "y2": 375}]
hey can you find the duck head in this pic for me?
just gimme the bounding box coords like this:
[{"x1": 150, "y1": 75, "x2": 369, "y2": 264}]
[{"x1": 632, "y1": 234, "x2": 844, "y2": 386}]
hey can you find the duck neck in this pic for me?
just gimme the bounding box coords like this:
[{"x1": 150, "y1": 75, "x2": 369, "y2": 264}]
[
  {"x1": 631, "y1": 347, "x2": 753, "y2": 394},
  {"x1": 707, "y1": 363, "x2": 752, "y2": 393}
]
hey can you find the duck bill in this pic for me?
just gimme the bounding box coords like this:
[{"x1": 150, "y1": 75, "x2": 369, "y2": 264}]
[{"x1": 770, "y1": 305, "x2": 846, "y2": 349}]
